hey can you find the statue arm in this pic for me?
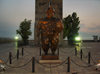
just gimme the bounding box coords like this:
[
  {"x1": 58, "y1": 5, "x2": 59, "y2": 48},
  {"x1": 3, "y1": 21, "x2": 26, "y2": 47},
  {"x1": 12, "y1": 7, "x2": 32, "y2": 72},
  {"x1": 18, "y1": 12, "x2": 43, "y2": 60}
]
[{"x1": 56, "y1": 21, "x2": 63, "y2": 33}]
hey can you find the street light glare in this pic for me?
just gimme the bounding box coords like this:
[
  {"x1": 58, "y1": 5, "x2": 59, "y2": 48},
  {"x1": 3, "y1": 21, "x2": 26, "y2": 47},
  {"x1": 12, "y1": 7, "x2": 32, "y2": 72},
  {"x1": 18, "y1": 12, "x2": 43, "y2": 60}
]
[
  {"x1": 15, "y1": 36, "x2": 19, "y2": 40},
  {"x1": 75, "y1": 36, "x2": 81, "y2": 41}
]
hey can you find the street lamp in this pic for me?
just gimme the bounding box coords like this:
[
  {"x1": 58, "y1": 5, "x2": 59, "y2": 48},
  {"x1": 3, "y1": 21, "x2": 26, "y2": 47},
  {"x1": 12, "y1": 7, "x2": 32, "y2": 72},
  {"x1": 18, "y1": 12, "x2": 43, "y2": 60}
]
[
  {"x1": 75, "y1": 36, "x2": 81, "y2": 41},
  {"x1": 14, "y1": 36, "x2": 19, "y2": 40},
  {"x1": 14, "y1": 36, "x2": 19, "y2": 51},
  {"x1": 75, "y1": 36, "x2": 82, "y2": 51}
]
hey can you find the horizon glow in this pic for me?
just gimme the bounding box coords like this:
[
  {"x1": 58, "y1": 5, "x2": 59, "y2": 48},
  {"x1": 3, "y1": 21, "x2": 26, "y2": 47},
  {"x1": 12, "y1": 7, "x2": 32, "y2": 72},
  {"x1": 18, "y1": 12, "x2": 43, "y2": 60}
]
[{"x1": 0, "y1": 0, "x2": 100, "y2": 40}]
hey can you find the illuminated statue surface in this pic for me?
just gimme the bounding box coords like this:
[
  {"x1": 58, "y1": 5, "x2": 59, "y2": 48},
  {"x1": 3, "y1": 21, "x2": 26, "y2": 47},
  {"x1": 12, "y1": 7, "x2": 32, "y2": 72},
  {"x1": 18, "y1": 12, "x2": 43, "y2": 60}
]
[{"x1": 37, "y1": 4, "x2": 63, "y2": 55}]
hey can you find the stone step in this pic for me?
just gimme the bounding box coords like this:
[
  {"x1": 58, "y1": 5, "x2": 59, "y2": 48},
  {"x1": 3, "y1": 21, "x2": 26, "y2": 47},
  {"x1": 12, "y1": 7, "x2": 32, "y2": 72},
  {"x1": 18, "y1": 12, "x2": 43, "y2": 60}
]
[{"x1": 39, "y1": 60, "x2": 62, "y2": 64}]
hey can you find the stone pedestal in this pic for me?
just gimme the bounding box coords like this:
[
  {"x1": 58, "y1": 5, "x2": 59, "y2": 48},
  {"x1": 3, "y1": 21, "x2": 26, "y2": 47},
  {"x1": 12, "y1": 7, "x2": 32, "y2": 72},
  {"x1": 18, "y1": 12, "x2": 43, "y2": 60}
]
[
  {"x1": 39, "y1": 54, "x2": 61, "y2": 64},
  {"x1": 41, "y1": 55, "x2": 59, "y2": 60},
  {"x1": 39, "y1": 60, "x2": 62, "y2": 64}
]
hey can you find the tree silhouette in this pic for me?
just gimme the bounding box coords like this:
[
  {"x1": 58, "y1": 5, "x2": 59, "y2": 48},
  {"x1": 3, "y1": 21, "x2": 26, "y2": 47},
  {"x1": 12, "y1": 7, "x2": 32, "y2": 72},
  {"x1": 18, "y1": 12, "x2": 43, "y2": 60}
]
[
  {"x1": 63, "y1": 12, "x2": 80, "y2": 44},
  {"x1": 16, "y1": 19, "x2": 32, "y2": 45}
]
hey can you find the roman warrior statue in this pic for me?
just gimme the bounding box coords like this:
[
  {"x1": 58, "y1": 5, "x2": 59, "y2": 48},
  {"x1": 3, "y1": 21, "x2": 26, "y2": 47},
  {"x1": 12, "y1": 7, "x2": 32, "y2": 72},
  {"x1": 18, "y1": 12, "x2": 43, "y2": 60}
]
[{"x1": 37, "y1": 0, "x2": 63, "y2": 55}]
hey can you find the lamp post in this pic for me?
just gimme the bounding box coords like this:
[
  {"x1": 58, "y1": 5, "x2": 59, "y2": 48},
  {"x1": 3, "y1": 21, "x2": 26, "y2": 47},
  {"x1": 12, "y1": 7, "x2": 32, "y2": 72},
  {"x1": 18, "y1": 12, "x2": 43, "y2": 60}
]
[
  {"x1": 75, "y1": 36, "x2": 82, "y2": 52},
  {"x1": 14, "y1": 36, "x2": 19, "y2": 51}
]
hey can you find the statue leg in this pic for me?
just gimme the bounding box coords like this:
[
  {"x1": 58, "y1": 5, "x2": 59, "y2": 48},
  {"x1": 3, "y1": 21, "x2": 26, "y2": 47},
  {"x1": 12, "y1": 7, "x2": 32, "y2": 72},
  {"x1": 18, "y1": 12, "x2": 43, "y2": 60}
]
[
  {"x1": 42, "y1": 45, "x2": 49, "y2": 55},
  {"x1": 42, "y1": 38, "x2": 49, "y2": 55},
  {"x1": 51, "y1": 45, "x2": 57, "y2": 55},
  {"x1": 51, "y1": 35, "x2": 59, "y2": 55}
]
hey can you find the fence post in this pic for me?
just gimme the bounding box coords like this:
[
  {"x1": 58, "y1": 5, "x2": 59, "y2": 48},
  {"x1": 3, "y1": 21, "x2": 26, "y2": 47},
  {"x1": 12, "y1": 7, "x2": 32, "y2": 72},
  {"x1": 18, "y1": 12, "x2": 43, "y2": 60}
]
[
  {"x1": 67, "y1": 57, "x2": 70, "y2": 72},
  {"x1": 9, "y1": 52, "x2": 12, "y2": 64},
  {"x1": 40, "y1": 47, "x2": 41, "y2": 56},
  {"x1": 32, "y1": 57, "x2": 35, "y2": 73},
  {"x1": 17, "y1": 49, "x2": 19, "y2": 60},
  {"x1": 75, "y1": 47, "x2": 77, "y2": 56},
  {"x1": 80, "y1": 49, "x2": 83, "y2": 60},
  {"x1": 88, "y1": 52, "x2": 91, "y2": 64},
  {"x1": 22, "y1": 47, "x2": 24, "y2": 56}
]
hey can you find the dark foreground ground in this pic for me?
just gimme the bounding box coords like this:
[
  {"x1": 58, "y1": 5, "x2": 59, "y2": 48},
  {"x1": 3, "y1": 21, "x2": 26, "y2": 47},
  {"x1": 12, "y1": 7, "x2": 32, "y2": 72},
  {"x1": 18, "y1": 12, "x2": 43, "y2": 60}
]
[{"x1": 0, "y1": 42, "x2": 100, "y2": 74}]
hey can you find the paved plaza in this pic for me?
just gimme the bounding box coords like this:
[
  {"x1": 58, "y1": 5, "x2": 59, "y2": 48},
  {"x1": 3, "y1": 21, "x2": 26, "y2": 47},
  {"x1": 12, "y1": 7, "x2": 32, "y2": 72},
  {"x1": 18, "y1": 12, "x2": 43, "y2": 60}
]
[{"x1": 0, "y1": 42, "x2": 100, "y2": 74}]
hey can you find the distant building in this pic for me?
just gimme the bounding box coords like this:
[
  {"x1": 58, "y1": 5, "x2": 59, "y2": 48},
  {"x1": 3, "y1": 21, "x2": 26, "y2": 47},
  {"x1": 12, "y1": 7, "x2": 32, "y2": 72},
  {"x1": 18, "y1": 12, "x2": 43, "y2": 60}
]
[{"x1": 93, "y1": 35, "x2": 98, "y2": 42}]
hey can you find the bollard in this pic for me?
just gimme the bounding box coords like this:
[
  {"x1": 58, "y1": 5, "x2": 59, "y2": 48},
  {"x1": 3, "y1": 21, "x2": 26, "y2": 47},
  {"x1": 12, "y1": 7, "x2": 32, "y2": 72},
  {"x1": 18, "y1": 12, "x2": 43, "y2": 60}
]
[
  {"x1": 32, "y1": 57, "x2": 35, "y2": 73},
  {"x1": 88, "y1": 52, "x2": 91, "y2": 64},
  {"x1": 67, "y1": 57, "x2": 70, "y2": 72},
  {"x1": 9, "y1": 52, "x2": 12, "y2": 64},
  {"x1": 17, "y1": 49, "x2": 19, "y2": 60},
  {"x1": 40, "y1": 47, "x2": 41, "y2": 56},
  {"x1": 22, "y1": 47, "x2": 24, "y2": 56},
  {"x1": 58, "y1": 48, "x2": 59, "y2": 56},
  {"x1": 80, "y1": 49, "x2": 83, "y2": 60},
  {"x1": 75, "y1": 47, "x2": 77, "y2": 56}
]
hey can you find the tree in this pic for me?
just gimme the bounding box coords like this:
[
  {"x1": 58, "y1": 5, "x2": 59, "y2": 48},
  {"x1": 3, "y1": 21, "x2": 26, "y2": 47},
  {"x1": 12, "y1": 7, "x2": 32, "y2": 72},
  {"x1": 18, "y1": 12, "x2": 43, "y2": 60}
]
[
  {"x1": 16, "y1": 19, "x2": 32, "y2": 45},
  {"x1": 63, "y1": 12, "x2": 80, "y2": 44}
]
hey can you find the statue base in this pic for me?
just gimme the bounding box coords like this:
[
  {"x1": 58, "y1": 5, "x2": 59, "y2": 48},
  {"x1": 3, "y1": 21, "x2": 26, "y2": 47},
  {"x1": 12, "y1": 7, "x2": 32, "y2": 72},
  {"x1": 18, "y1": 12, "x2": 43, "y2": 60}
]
[
  {"x1": 39, "y1": 54, "x2": 61, "y2": 64},
  {"x1": 41, "y1": 54, "x2": 59, "y2": 60},
  {"x1": 39, "y1": 60, "x2": 62, "y2": 64}
]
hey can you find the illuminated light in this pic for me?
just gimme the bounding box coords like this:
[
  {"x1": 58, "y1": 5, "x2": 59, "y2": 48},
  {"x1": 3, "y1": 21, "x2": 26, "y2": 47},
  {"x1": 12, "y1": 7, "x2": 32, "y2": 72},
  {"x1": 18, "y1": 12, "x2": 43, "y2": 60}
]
[
  {"x1": 95, "y1": 60, "x2": 100, "y2": 70},
  {"x1": 75, "y1": 36, "x2": 82, "y2": 51},
  {"x1": 97, "y1": 63, "x2": 100, "y2": 66},
  {"x1": 96, "y1": 60, "x2": 100, "y2": 67},
  {"x1": 96, "y1": 63, "x2": 100, "y2": 70},
  {"x1": 75, "y1": 36, "x2": 81, "y2": 41},
  {"x1": 14, "y1": 36, "x2": 19, "y2": 40}
]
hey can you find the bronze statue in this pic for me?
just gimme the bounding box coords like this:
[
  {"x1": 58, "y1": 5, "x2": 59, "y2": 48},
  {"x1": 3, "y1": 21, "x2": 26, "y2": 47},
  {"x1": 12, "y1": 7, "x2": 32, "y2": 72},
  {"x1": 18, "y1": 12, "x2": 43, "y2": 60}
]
[{"x1": 37, "y1": 1, "x2": 63, "y2": 55}]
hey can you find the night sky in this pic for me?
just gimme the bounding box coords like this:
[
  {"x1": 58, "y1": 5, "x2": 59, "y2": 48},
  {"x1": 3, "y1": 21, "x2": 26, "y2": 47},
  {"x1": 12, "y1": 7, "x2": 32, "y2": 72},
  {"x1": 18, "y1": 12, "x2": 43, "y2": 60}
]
[{"x1": 0, "y1": 0, "x2": 100, "y2": 40}]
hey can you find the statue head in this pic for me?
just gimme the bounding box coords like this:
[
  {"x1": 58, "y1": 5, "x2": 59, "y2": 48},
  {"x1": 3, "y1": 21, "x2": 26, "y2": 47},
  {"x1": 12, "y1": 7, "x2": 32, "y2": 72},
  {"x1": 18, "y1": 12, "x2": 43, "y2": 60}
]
[{"x1": 46, "y1": 1, "x2": 55, "y2": 18}]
